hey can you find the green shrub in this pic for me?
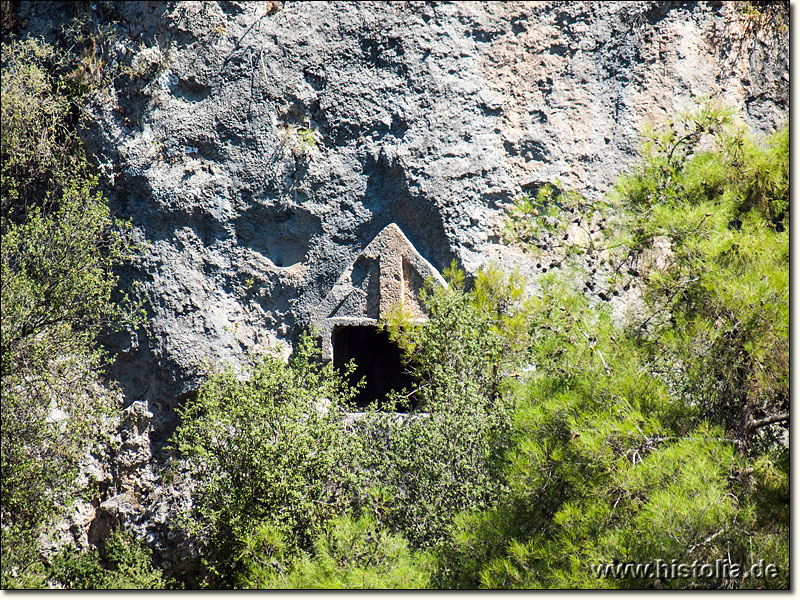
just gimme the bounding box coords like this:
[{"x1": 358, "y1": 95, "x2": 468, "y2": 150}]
[
  {"x1": 612, "y1": 103, "x2": 788, "y2": 450},
  {"x1": 360, "y1": 265, "x2": 531, "y2": 551},
  {"x1": 1, "y1": 147, "x2": 135, "y2": 541},
  {"x1": 174, "y1": 266, "x2": 533, "y2": 587},
  {"x1": 1, "y1": 36, "x2": 140, "y2": 588},
  {"x1": 47, "y1": 529, "x2": 170, "y2": 589},
  {"x1": 237, "y1": 512, "x2": 432, "y2": 589},
  {"x1": 171, "y1": 332, "x2": 366, "y2": 586},
  {"x1": 439, "y1": 104, "x2": 788, "y2": 590},
  {"x1": 1, "y1": 38, "x2": 91, "y2": 217}
]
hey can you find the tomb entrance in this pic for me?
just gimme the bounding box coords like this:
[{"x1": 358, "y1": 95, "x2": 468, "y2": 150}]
[{"x1": 314, "y1": 223, "x2": 446, "y2": 409}]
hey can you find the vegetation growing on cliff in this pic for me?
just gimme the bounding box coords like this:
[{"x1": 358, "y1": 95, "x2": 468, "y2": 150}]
[
  {"x1": 445, "y1": 103, "x2": 788, "y2": 589},
  {"x1": 169, "y1": 266, "x2": 525, "y2": 588},
  {"x1": 614, "y1": 104, "x2": 788, "y2": 450},
  {"x1": 174, "y1": 105, "x2": 787, "y2": 590},
  {"x1": 0, "y1": 23, "x2": 787, "y2": 589},
  {"x1": 1, "y1": 37, "x2": 149, "y2": 589}
]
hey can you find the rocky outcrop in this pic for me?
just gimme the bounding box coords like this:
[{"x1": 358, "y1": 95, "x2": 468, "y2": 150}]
[{"x1": 24, "y1": 0, "x2": 779, "y2": 442}]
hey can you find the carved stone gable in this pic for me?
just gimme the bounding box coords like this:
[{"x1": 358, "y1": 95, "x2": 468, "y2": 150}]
[{"x1": 314, "y1": 223, "x2": 446, "y2": 359}]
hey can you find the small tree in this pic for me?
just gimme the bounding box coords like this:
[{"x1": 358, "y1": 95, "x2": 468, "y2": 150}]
[
  {"x1": 366, "y1": 265, "x2": 528, "y2": 551},
  {"x1": 1, "y1": 37, "x2": 140, "y2": 588},
  {"x1": 442, "y1": 104, "x2": 789, "y2": 590},
  {"x1": 171, "y1": 333, "x2": 366, "y2": 587},
  {"x1": 612, "y1": 104, "x2": 788, "y2": 451}
]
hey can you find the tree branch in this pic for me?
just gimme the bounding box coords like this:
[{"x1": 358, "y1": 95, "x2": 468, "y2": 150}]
[
  {"x1": 749, "y1": 413, "x2": 789, "y2": 431},
  {"x1": 688, "y1": 528, "x2": 725, "y2": 555}
]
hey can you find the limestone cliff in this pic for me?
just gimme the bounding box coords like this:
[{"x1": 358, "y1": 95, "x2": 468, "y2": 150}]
[{"x1": 18, "y1": 0, "x2": 787, "y2": 440}]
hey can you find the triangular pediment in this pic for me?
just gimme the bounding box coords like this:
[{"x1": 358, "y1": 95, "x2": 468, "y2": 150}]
[{"x1": 314, "y1": 223, "x2": 446, "y2": 359}]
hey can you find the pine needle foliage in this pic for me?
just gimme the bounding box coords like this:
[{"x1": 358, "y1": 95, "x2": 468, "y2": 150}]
[
  {"x1": 612, "y1": 103, "x2": 788, "y2": 450},
  {"x1": 440, "y1": 103, "x2": 788, "y2": 589},
  {"x1": 237, "y1": 512, "x2": 432, "y2": 589}
]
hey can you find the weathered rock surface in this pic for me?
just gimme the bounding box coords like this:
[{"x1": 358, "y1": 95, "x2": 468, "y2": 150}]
[{"x1": 23, "y1": 0, "x2": 780, "y2": 441}]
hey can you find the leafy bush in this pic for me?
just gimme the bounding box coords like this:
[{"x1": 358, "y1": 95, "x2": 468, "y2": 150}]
[
  {"x1": 362, "y1": 265, "x2": 529, "y2": 550},
  {"x1": 2, "y1": 528, "x2": 170, "y2": 590},
  {"x1": 47, "y1": 528, "x2": 170, "y2": 589},
  {"x1": 171, "y1": 333, "x2": 366, "y2": 586},
  {"x1": 173, "y1": 266, "x2": 533, "y2": 586},
  {"x1": 1, "y1": 36, "x2": 140, "y2": 588},
  {"x1": 1, "y1": 38, "x2": 91, "y2": 216}
]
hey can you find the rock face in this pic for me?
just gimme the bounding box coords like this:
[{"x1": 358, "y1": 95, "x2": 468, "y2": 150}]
[{"x1": 18, "y1": 1, "x2": 789, "y2": 442}]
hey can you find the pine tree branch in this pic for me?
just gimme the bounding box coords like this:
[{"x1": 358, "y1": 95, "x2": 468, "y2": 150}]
[
  {"x1": 748, "y1": 412, "x2": 789, "y2": 430},
  {"x1": 687, "y1": 528, "x2": 725, "y2": 554}
]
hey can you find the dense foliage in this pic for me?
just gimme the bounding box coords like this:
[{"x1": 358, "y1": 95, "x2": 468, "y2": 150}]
[
  {"x1": 171, "y1": 333, "x2": 366, "y2": 586},
  {"x1": 440, "y1": 284, "x2": 787, "y2": 589},
  {"x1": 462, "y1": 104, "x2": 789, "y2": 589},
  {"x1": 614, "y1": 105, "x2": 789, "y2": 451},
  {"x1": 46, "y1": 528, "x2": 169, "y2": 590},
  {"x1": 1, "y1": 37, "x2": 145, "y2": 589},
  {"x1": 173, "y1": 103, "x2": 789, "y2": 585},
  {"x1": 170, "y1": 266, "x2": 527, "y2": 588}
]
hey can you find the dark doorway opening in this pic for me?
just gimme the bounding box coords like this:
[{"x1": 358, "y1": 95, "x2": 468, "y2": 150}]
[{"x1": 333, "y1": 325, "x2": 416, "y2": 410}]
